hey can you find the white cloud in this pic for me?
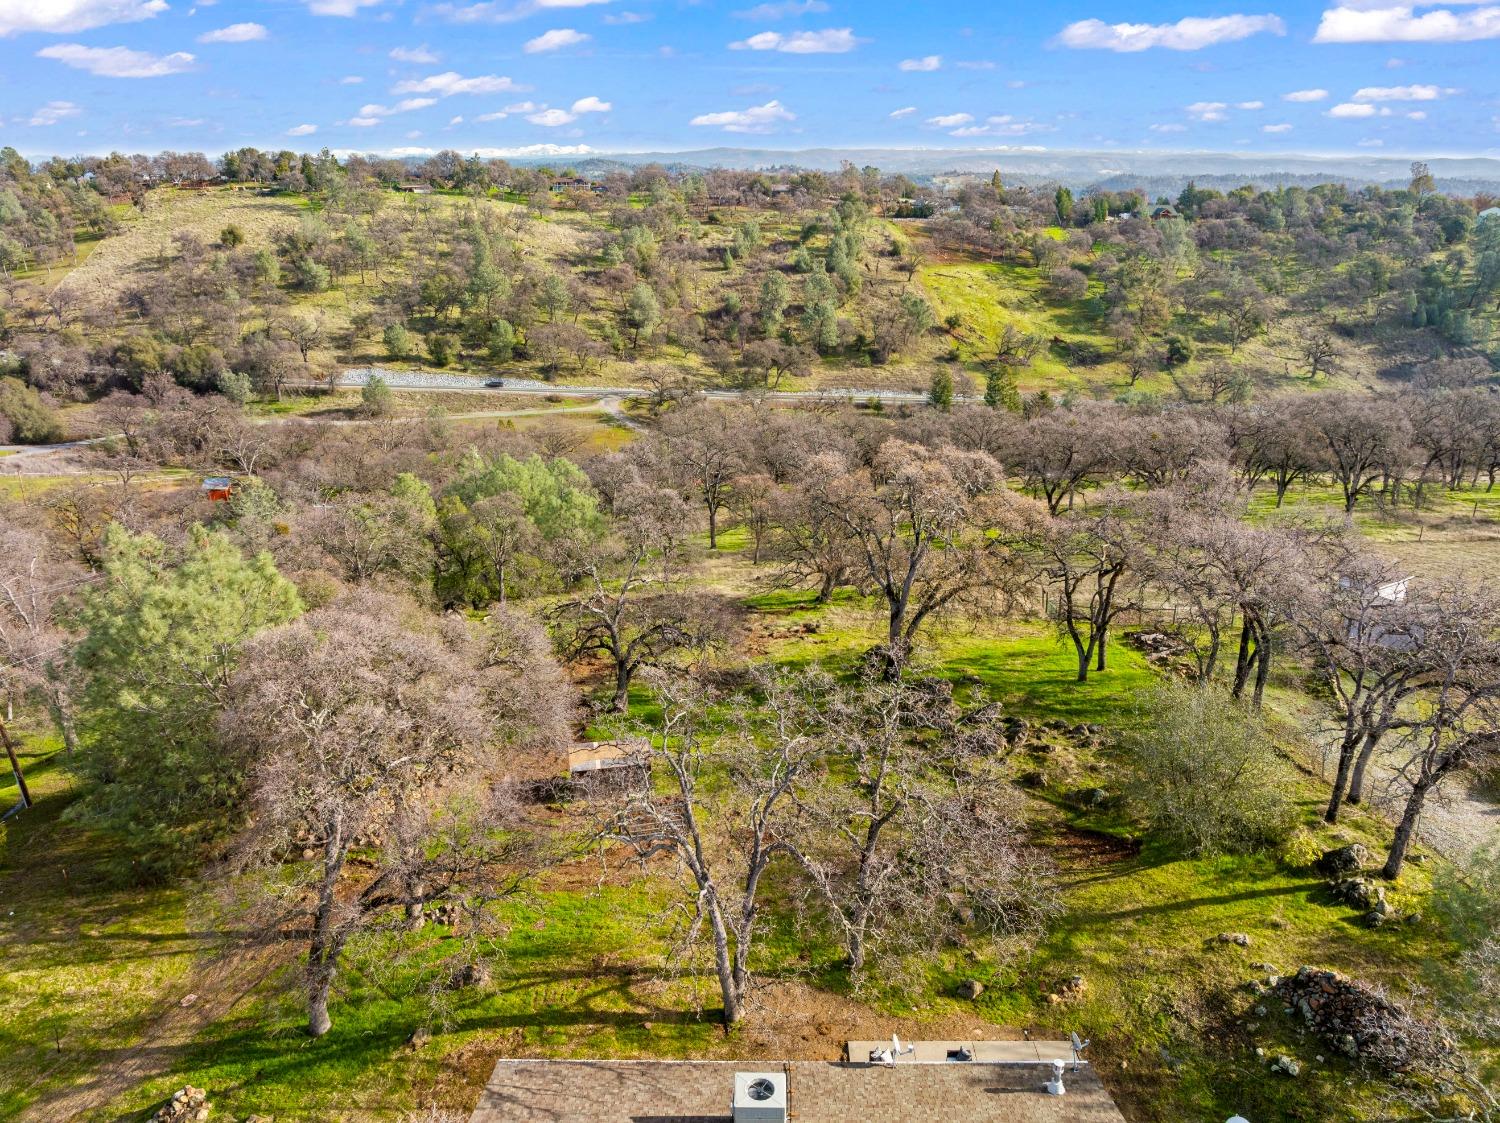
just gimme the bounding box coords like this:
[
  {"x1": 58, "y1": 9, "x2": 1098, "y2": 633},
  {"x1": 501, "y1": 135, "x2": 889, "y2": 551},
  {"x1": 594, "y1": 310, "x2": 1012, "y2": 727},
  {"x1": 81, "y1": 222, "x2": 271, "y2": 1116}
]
[
  {"x1": 392, "y1": 71, "x2": 525, "y2": 96},
  {"x1": 0, "y1": 0, "x2": 165, "y2": 36},
  {"x1": 689, "y1": 99, "x2": 796, "y2": 133},
  {"x1": 475, "y1": 100, "x2": 540, "y2": 121},
  {"x1": 570, "y1": 95, "x2": 611, "y2": 113},
  {"x1": 525, "y1": 27, "x2": 589, "y2": 50},
  {"x1": 1314, "y1": 4, "x2": 1500, "y2": 44},
  {"x1": 348, "y1": 116, "x2": 382, "y2": 127},
  {"x1": 955, "y1": 59, "x2": 996, "y2": 70},
  {"x1": 925, "y1": 112, "x2": 974, "y2": 128},
  {"x1": 733, "y1": 0, "x2": 828, "y2": 17},
  {"x1": 1056, "y1": 13, "x2": 1286, "y2": 51},
  {"x1": 949, "y1": 115, "x2": 1051, "y2": 137},
  {"x1": 168, "y1": 116, "x2": 203, "y2": 127},
  {"x1": 1187, "y1": 100, "x2": 1229, "y2": 121},
  {"x1": 1352, "y1": 83, "x2": 1448, "y2": 101},
  {"x1": 603, "y1": 10, "x2": 648, "y2": 24},
  {"x1": 355, "y1": 97, "x2": 438, "y2": 120},
  {"x1": 1262, "y1": 122, "x2": 1293, "y2": 132},
  {"x1": 1328, "y1": 101, "x2": 1378, "y2": 117},
  {"x1": 1357, "y1": 137, "x2": 1385, "y2": 146},
  {"x1": 36, "y1": 43, "x2": 194, "y2": 77},
  {"x1": 1283, "y1": 88, "x2": 1329, "y2": 101},
  {"x1": 429, "y1": 0, "x2": 614, "y2": 25},
  {"x1": 300, "y1": 0, "x2": 382, "y2": 15},
  {"x1": 1406, "y1": 109, "x2": 1428, "y2": 119},
  {"x1": 390, "y1": 44, "x2": 440, "y2": 62},
  {"x1": 197, "y1": 22, "x2": 267, "y2": 42},
  {"x1": 899, "y1": 55, "x2": 942, "y2": 71},
  {"x1": 729, "y1": 27, "x2": 862, "y2": 53},
  {"x1": 1150, "y1": 122, "x2": 1189, "y2": 132},
  {"x1": 889, "y1": 106, "x2": 917, "y2": 118},
  {"x1": 28, "y1": 100, "x2": 82, "y2": 126},
  {"x1": 288, "y1": 123, "x2": 319, "y2": 136},
  {"x1": 1236, "y1": 100, "x2": 1264, "y2": 109},
  {"x1": 339, "y1": 75, "x2": 365, "y2": 84},
  {"x1": 527, "y1": 107, "x2": 576, "y2": 125}
]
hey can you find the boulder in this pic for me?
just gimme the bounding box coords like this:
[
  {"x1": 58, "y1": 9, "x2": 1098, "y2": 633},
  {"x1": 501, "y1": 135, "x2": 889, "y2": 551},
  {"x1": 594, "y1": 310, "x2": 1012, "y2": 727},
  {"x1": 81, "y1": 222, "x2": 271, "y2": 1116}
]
[
  {"x1": 1270, "y1": 1054, "x2": 1301, "y2": 1077},
  {"x1": 1216, "y1": 932, "x2": 1252, "y2": 947},
  {"x1": 956, "y1": 979, "x2": 985, "y2": 1001},
  {"x1": 1316, "y1": 844, "x2": 1370, "y2": 878}
]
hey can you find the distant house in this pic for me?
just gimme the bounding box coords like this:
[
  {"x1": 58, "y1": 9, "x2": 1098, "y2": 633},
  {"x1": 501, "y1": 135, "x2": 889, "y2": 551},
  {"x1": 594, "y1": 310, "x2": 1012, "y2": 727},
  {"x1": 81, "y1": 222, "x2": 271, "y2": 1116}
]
[
  {"x1": 550, "y1": 177, "x2": 604, "y2": 194},
  {"x1": 1480, "y1": 206, "x2": 1500, "y2": 224},
  {"x1": 1150, "y1": 204, "x2": 1181, "y2": 221},
  {"x1": 201, "y1": 477, "x2": 235, "y2": 502},
  {"x1": 397, "y1": 183, "x2": 434, "y2": 195}
]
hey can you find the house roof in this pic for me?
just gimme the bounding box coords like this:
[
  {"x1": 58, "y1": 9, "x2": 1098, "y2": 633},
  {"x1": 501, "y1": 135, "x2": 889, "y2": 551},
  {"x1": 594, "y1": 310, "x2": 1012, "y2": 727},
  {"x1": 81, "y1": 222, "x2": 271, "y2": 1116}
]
[
  {"x1": 470, "y1": 1058, "x2": 1128, "y2": 1122},
  {"x1": 200, "y1": 477, "x2": 233, "y2": 490}
]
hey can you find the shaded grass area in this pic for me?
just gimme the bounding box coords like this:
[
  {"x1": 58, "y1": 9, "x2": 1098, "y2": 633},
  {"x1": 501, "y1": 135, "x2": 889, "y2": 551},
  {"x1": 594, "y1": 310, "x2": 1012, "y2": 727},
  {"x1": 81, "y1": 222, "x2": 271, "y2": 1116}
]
[{"x1": 0, "y1": 730, "x2": 197, "y2": 1120}]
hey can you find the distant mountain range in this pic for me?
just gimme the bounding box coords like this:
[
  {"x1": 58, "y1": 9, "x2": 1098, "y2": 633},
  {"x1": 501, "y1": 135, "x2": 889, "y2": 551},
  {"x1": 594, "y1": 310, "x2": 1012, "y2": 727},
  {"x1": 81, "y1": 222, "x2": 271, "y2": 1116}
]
[{"x1": 528, "y1": 147, "x2": 1500, "y2": 195}]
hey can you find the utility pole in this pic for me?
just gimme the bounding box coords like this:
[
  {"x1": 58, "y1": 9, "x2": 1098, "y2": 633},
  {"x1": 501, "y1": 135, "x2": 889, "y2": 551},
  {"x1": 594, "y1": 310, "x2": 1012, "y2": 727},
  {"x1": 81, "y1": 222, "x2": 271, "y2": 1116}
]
[{"x1": 0, "y1": 717, "x2": 32, "y2": 814}]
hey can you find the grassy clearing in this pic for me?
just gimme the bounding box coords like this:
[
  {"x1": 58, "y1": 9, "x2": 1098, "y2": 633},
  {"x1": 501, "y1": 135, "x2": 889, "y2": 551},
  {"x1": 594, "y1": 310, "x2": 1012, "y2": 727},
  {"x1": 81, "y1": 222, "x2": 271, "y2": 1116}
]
[{"x1": 916, "y1": 259, "x2": 1124, "y2": 394}]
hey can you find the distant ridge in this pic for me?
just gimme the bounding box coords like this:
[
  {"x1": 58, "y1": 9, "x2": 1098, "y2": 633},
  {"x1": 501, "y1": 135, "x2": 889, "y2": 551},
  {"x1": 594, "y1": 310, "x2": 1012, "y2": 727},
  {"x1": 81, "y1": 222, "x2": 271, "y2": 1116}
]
[{"x1": 505, "y1": 147, "x2": 1500, "y2": 194}]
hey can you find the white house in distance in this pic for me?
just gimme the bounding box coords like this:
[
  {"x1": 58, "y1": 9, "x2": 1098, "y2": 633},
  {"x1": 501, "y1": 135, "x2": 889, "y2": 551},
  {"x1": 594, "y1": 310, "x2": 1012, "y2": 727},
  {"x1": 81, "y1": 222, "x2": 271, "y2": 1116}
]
[{"x1": 1479, "y1": 206, "x2": 1500, "y2": 225}]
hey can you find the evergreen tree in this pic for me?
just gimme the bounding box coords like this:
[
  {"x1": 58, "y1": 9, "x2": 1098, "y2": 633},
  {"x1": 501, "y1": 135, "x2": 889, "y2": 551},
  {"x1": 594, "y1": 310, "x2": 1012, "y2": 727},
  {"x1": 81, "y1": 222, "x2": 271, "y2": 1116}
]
[{"x1": 71, "y1": 528, "x2": 303, "y2": 879}]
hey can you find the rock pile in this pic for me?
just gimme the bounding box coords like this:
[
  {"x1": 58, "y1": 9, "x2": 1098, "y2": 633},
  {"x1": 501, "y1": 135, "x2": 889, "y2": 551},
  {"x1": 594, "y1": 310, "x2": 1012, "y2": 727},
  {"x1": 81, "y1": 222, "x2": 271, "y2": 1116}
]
[
  {"x1": 150, "y1": 1087, "x2": 211, "y2": 1123},
  {"x1": 1125, "y1": 631, "x2": 1194, "y2": 667},
  {"x1": 1268, "y1": 966, "x2": 1453, "y2": 1075}
]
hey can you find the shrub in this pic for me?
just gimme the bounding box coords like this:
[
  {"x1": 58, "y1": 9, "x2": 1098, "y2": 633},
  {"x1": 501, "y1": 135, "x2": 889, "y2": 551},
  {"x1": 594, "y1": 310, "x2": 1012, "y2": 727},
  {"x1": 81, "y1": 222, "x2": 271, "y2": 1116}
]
[
  {"x1": 427, "y1": 332, "x2": 457, "y2": 367},
  {"x1": 1120, "y1": 682, "x2": 1297, "y2": 856},
  {"x1": 383, "y1": 323, "x2": 413, "y2": 361},
  {"x1": 360, "y1": 374, "x2": 394, "y2": 417},
  {"x1": 0, "y1": 376, "x2": 63, "y2": 443}
]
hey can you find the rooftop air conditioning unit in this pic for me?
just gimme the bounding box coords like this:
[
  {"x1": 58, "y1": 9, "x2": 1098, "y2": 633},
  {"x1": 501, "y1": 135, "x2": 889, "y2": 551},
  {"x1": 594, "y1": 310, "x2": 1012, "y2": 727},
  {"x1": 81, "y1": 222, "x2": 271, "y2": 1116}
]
[{"x1": 733, "y1": 1072, "x2": 787, "y2": 1123}]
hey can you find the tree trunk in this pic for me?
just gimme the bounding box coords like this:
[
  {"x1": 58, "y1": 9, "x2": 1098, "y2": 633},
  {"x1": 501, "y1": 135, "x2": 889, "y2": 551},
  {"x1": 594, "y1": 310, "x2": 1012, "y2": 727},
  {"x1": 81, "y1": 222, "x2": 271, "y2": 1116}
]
[
  {"x1": 1231, "y1": 616, "x2": 1254, "y2": 699},
  {"x1": 307, "y1": 962, "x2": 335, "y2": 1037},
  {"x1": 611, "y1": 661, "x2": 632, "y2": 714},
  {"x1": 706, "y1": 899, "x2": 742, "y2": 1024},
  {"x1": 1381, "y1": 782, "x2": 1428, "y2": 881},
  {"x1": 1075, "y1": 640, "x2": 1092, "y2": 684},
  {"x1": 1095, "y1": 627, "x2": 1108, "y2": 672},
  {"x1": 816, "y1": 573, "x2": 836, "y2": 603},
  {"x1": 1325, "y1": 731, "x2": 1360, "y2": 824},
  {"x1": 707, "y1": 503, "x2": 719, "y2": 550},
  {"x1": 1346, "y1": 730, "x2": 1380, "y2": 806},
  {"x1": 1251, "y1": 628, "x2": 1272, "y2": 709}
]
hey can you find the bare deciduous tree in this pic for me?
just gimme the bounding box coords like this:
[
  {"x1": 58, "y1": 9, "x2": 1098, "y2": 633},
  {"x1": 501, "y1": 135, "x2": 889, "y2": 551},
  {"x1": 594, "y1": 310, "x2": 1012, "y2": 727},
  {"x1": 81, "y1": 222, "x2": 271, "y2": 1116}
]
[{"x1": 219, "y1": 591, "x2": 570, "y2": 1037}]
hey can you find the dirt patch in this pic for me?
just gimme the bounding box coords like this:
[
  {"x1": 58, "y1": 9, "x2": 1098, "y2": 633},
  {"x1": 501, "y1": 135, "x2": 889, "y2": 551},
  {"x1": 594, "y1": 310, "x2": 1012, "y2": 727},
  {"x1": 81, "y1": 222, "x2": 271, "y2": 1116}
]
[{"x1": 1047, "y1": 827, "x2": 1141, "y2": 872}]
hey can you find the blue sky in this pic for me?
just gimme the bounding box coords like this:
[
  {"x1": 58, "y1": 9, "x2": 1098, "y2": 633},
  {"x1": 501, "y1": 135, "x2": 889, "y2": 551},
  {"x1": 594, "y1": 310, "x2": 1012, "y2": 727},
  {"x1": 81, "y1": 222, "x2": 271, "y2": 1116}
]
[{"x1": 2, "y1": 0, "x2": 1498, "y2": 159}]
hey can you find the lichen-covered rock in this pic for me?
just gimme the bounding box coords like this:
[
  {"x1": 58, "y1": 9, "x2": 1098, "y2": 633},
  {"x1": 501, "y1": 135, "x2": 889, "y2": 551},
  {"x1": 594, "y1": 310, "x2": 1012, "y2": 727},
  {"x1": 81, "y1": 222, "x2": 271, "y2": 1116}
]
[
  {"x1": 956, "y1": 978, "x2": 985, "y2": 1000},
  {"x1": 1316, "y1": 844, "x2": 1370, "y2": 878}
]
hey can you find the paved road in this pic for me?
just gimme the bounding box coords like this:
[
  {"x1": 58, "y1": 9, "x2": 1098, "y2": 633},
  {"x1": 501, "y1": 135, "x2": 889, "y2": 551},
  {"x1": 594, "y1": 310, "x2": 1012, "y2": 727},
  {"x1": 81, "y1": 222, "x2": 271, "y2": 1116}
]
[{"x1": 336, "y1": 366, "x2": 944, "y2": 404}]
